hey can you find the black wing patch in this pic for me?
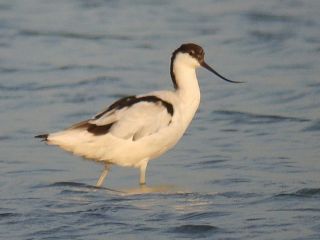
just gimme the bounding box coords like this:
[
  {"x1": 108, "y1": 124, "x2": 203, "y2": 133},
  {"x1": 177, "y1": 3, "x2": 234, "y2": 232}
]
[
  {"x1": 70, "y1": 95, "x2": 174, "y2": 137},
  {"x1": 87, "y1": 123, "x2": 114, "y2": 136},
  {"x1": 94, "y1": 95, "x2": 174, "y2": 119},
  {"x1": 68, "y1": 121, "x2": 114, "y2": 136}
]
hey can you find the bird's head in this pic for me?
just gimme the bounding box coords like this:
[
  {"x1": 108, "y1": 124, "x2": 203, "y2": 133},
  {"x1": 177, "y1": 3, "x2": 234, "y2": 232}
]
[{"x1": 171, "y1": 43, "x2": 242, "y2": 84}]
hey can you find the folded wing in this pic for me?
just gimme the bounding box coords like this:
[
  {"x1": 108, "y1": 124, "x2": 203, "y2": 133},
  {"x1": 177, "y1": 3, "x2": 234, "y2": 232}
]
[{"x1": 69, "y1": 95, "x2": 174, "y2": 141}]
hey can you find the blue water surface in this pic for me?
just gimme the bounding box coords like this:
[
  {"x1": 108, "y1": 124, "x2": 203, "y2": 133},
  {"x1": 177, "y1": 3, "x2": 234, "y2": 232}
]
[{"x1": 1, "y1": 0, "x2": 320, "y2": 239}]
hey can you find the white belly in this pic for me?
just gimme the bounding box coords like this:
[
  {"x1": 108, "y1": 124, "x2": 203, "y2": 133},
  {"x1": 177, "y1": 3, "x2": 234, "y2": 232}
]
[{"x1": 47, "y1": 114, "x2": 184, "y2": 168}]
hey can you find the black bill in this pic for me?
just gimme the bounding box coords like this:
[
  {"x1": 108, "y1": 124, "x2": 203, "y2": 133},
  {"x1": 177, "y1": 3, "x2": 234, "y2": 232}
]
[{"x1": 201, "y1": 61, "x2": 243, "y2": 83}]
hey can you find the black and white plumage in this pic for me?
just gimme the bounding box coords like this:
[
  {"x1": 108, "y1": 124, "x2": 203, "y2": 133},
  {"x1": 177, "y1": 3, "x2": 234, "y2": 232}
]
[{"x1": 35, "y1": 43, "x2": 240, "y2": 186}]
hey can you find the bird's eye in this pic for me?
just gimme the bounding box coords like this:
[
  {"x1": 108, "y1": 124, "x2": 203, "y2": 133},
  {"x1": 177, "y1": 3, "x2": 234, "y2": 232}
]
[{"x1": 189, "y1": 50, "x2": 195, "y2": 56}]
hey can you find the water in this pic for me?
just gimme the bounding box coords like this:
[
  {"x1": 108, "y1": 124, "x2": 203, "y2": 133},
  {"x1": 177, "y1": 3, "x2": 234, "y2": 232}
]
[{"x1": 1, "y1": 0, "x2": 320, "y2": 239}]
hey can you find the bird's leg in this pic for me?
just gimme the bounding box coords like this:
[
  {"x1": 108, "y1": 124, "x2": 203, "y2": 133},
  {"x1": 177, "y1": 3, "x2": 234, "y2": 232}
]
[
  {"x1": 96, "y1": 164, "x2": 110, "y2": 187},
  {"x1": 139, "y1": 160, "x2": 148, "y2": 186}
]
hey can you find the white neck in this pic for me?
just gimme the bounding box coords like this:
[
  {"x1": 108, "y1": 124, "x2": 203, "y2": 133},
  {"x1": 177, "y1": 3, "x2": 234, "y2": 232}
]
[{"x1": 172, "y1": 54, "x2": 201, "y2": 130}]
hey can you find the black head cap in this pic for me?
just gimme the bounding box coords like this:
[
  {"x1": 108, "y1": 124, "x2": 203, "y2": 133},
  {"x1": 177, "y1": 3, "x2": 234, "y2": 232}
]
[{"x1": 172, "y1": 43, "x2": 205, "y2": 65}]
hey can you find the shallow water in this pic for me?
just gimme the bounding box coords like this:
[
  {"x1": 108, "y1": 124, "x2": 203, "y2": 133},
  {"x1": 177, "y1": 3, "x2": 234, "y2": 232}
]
[{"x1": 1, "y1": 0, "x2": 320, "y2": 239}]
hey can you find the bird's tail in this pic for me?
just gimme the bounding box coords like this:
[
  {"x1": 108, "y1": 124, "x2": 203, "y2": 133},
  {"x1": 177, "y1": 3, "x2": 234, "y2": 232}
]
[{"x1": 35, "y1": 134, "x2": 49, "y2": 142}]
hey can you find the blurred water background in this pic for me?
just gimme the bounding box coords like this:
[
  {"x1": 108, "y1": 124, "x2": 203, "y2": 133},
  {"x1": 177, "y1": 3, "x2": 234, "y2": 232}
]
[{"x1": 1, "y1": 0, "x2": 320, "y2": 239}]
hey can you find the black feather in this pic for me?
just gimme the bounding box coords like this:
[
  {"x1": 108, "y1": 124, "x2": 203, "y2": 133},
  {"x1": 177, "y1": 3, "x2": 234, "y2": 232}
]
[
  {"x1": 35, "y1": 134, "x2": 49, "y2": 141},
  {"x1": 87, "y1": 123, "x2": 114, "y2": 136},
  {"x1": 95, "y1": 95, "x2": 174, "y2": 119}
]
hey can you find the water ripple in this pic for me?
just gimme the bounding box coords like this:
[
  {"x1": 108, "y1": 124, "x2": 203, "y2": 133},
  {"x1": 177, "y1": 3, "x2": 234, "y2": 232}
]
[
  {"x1": 18, "y1": 29, "x2": 133, "y2": 41},
  {"x1": 304, "y1": 121, "x2": 320, "y2": 132},
  {"x1": 213, "y1": 110, "x2": 309, "y2": 125},
  {"x1": 0, "y1": 135, "x2": 12, "y2": 141},
  {"x1": 275, "y1": 188, "x2": 320, "y2": 198},
  {"x1": 169, "y1": 224, "x2": 220, "y2": 237},
  {"x1": 245, "y1": 11, "x2": 298, "y2": 24},
  {"x1": 0, "y1": 76, "x2": 117, "y2": 92},
  {"x1": 49, "y1": 181, "x2": 124, "y2": 194},
  {"x1": 248, "y1": 29, "x2": 294, "y2": 44},
  {"x1": 0, "y1": 212, "x2": 21, "y2": 220},
  {"x1": 0, "y1": 64, "x2": 116, "y2": 74},
  {"x1": 178, "y1": 211, "x2": 230, "y2": 220},
  {"x1": 187, "y1": 157, "x2": 230, "y2": 170}
]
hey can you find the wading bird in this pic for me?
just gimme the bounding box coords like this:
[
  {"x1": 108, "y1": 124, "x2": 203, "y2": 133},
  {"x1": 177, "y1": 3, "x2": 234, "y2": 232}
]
[{"x1": 35, "y1": 43, "x2": 241, "y2": 187}]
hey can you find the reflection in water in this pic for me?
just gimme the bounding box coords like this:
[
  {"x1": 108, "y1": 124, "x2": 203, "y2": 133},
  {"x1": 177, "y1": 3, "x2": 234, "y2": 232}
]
[
  {"x1": 120, "y1": 184, "x2": 184, "y2": 195},
  {"x1": 50, "y1": 181, "x2": 186, "y2": 195}
]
